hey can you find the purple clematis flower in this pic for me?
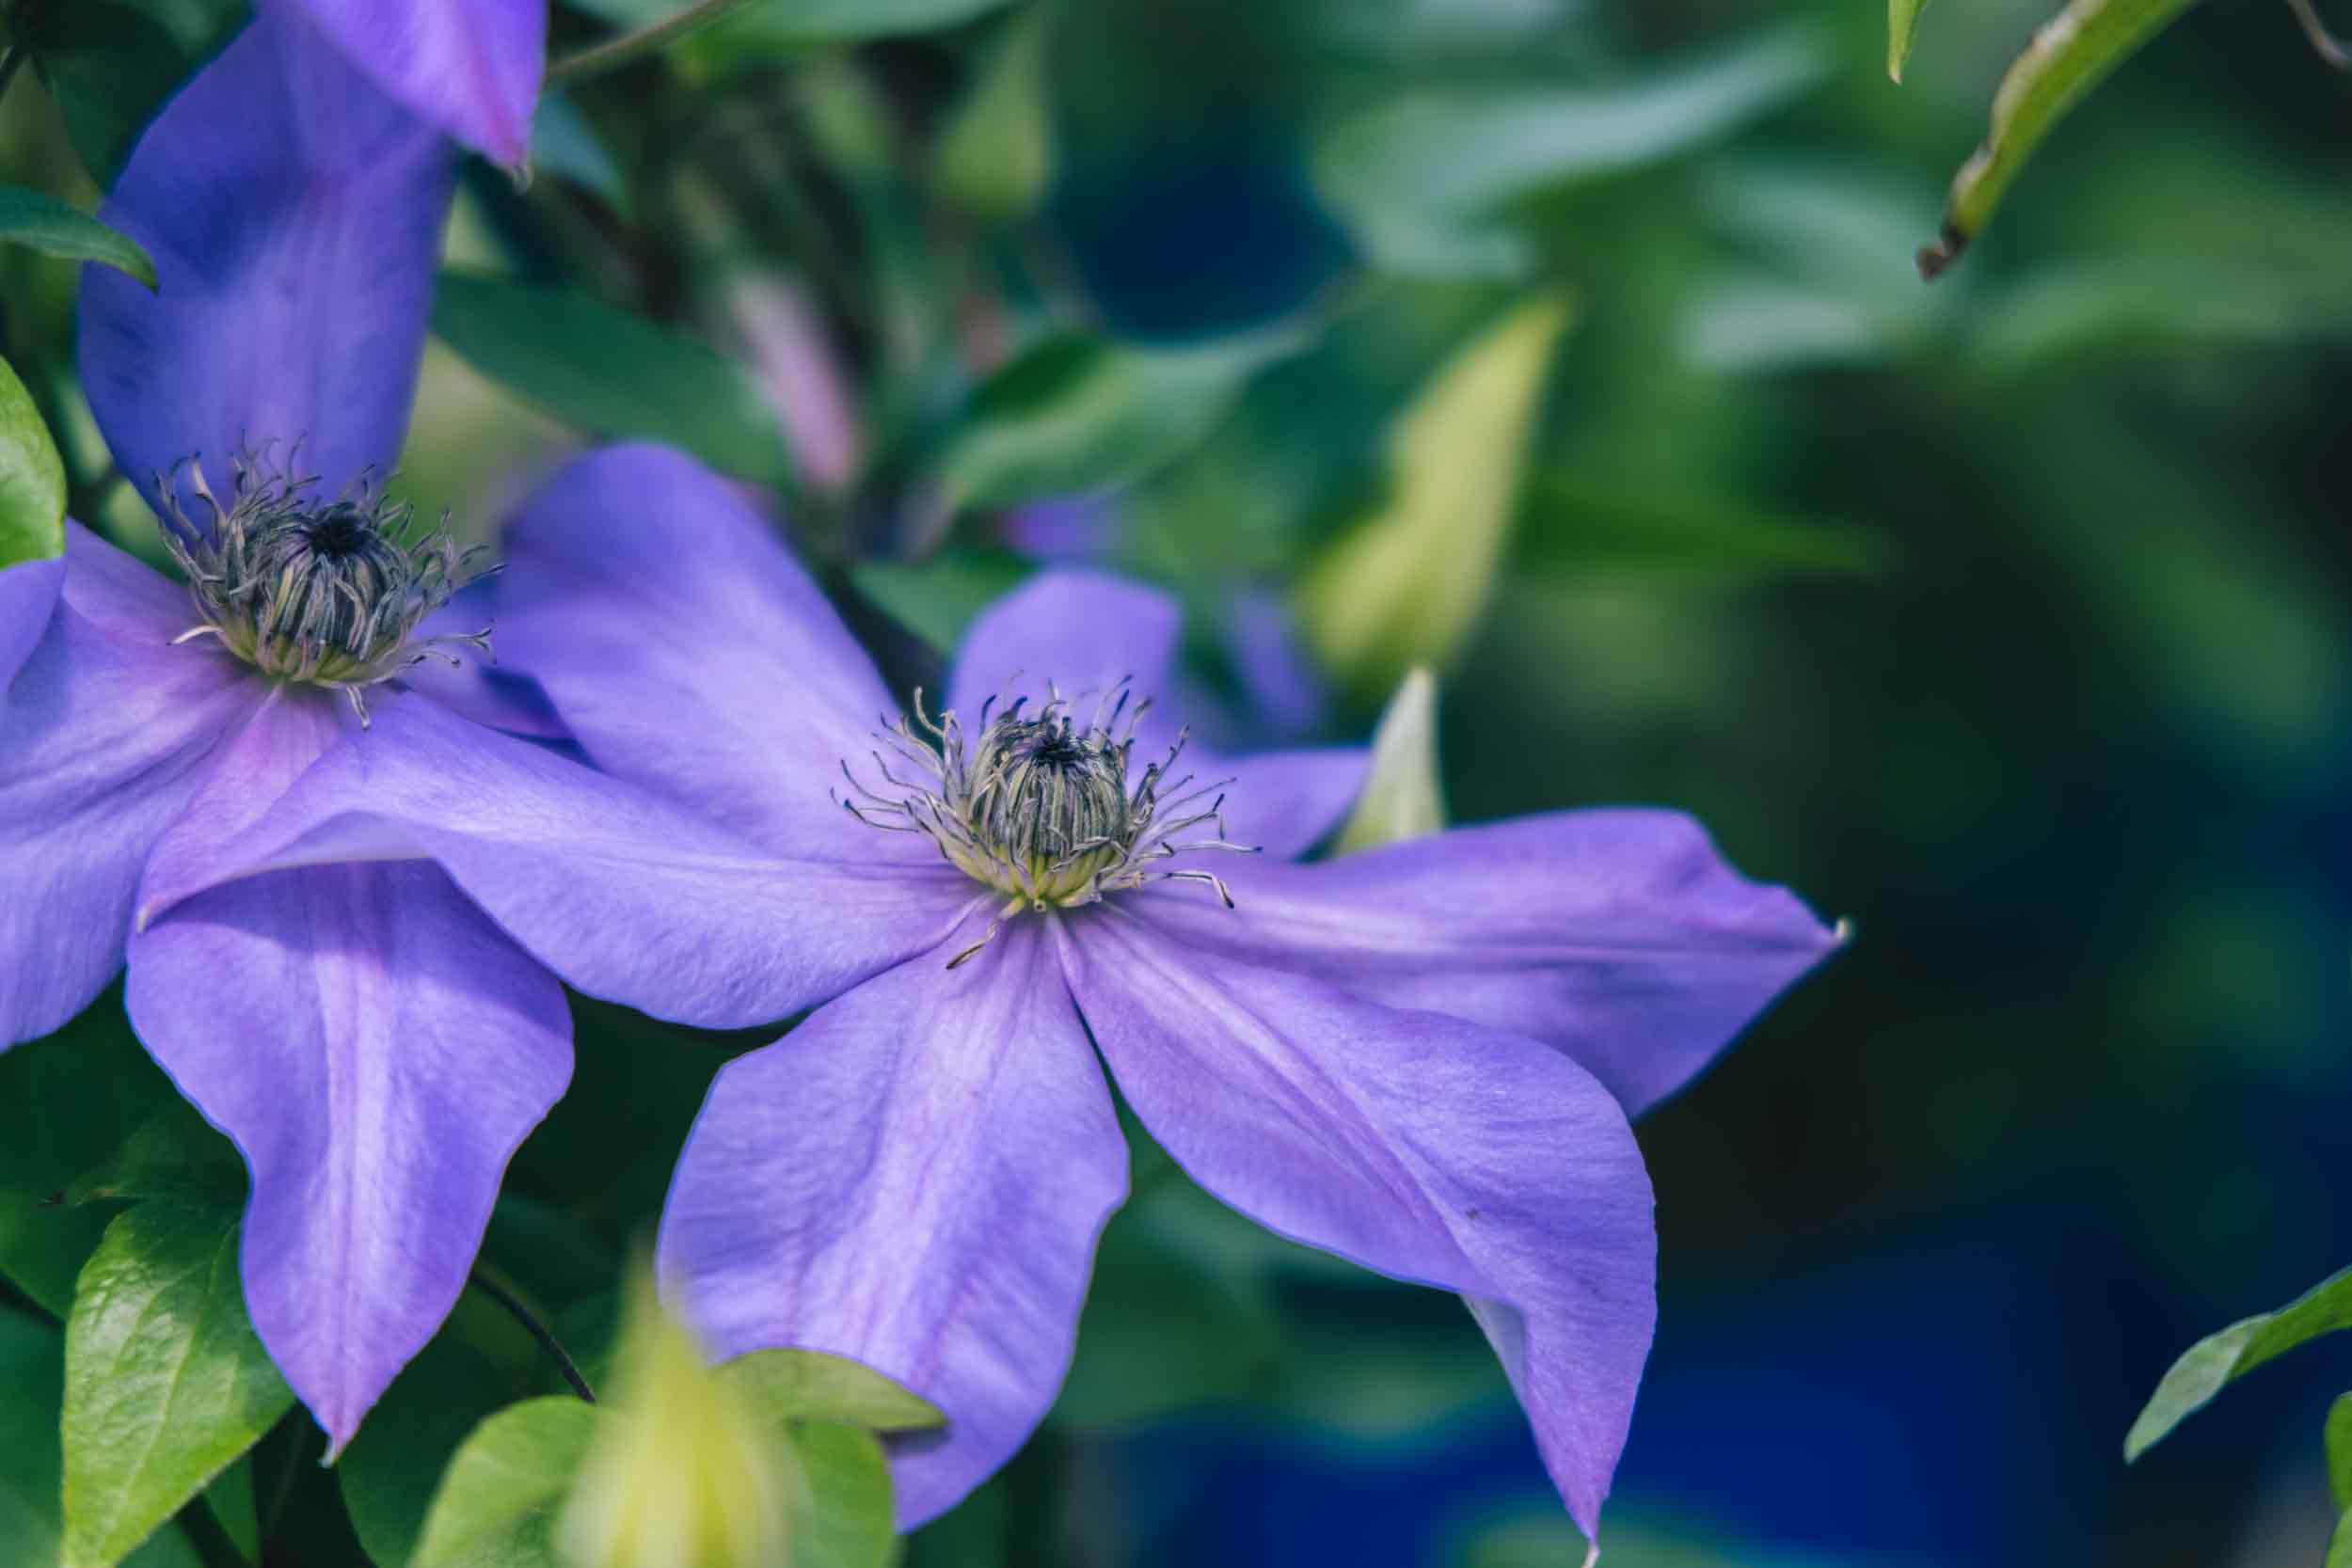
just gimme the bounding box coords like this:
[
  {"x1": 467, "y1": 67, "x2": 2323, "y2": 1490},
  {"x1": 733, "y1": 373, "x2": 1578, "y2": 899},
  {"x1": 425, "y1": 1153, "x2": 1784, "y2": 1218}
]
[
  {"x1": 1, "y1": 5, "x2": 694, "y2": 1450},
  {"x1": 283, "y1": 0, "x2": 547, "y2": 168},
  {"x1": 182, "y1": 440, "x2": 1842, "y2": 1540}
]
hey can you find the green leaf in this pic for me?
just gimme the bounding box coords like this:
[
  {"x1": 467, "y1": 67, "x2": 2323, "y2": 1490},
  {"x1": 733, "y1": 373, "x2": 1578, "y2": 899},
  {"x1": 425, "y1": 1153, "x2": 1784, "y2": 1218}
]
[
  {"x1": 1888, "y1": 0, "x2": 1931, "y2": 81},
  {"x1": 1050, "y1": 1183, "x2": 1282, "y2": 1429},
  {"x1": 23, "y1": 0, "x2": 250, "y2": 190},
  {"x1": 2328, "y1": 1391, "x2": 2352, "y2": 1512},
  {"x1": 850, "y1": 550, "x2": 1033, "y2": 654},
  {"x1": 1518, "y1": 475, "x2": 1890, "y2": 578},
  {"x1": 0, "y1": 1000, "x2": 202, "y2": 1315},
  {"x1": 936, "y1": 331, "x2": 1297, "y2": 511},
  {"x1": 1917, "y1": 0, "x2": 2204, "y2": 278},
  {"x1": 339, "y1": 1337, "x2": 515, "y2": 1568},
  {"x1": 0, "y1": 350, "x2": 67, "y2": 570},
  {"x1": 431, "y1": 271, "x2": 791, "y2": 485},
  {"x1": 528, "y1": 93, "x2": 630, "y2": 214},
  {"x1": 61, "y1": 1111, "x2": 246, "y2": 1210},
  {"x1": 721, "y1": 1347, "x2": 944, "y2": 1433},
  {"x1": 1332, "y1": 669, "x2": 1446, "y2": 855},
  {"x1": 2332, "y1": 1507, "x2": 2352, "y2": 1568},
  {"x1": 1296, "y1": 292, "x2": 1573, "y2": 703},
  {"x1": 935, "y1": 8, "x2": 1054, "y2": 219},
  {"x1": 412, "y1": 1398, "x2": 604, "y2": 1568},
  {"x1": 200, "y1": 1458, "x2": 258, "y2": 1566},
  {"x1": 61, "y1": 1203, "x2": 295, "y2": 1568},
  {"x1": 1315, "y1": 27, "x2": 1829, "y2": 276},
  {"x1": 0, "y1": 1313, "x2": 205, "y2": 1568},
  {"x1": 2124, "y1": 1262, "x2": 2352, "y2": 1462},
  {"x1": 572, "y1": 0, "x2": 1010, "y2": 43},
  {"x1": 782, "y1": 1422, "x2": 895, "y2": 1568},
  {"x1": 0, "y1": 186, "x2": 156, "y2": 286}
]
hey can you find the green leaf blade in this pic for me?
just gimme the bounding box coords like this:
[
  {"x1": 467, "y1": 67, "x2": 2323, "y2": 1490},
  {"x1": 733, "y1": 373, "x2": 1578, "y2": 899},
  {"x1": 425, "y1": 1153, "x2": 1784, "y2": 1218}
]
[
  {"x1": 0, "y1": 350, "x2": 68, "y2": 570},
  {"x1": 0, "y1": 187, "x2": 156, "y2": 286},
  {"x1": 720, "y1": 1347, "x2": 944, "y2": 1433},
  {"x1": 61, "y1": 1203, "x2": 295, "y2": 1568},
  {"x1": 1919, "y1": 0, "x2": 2205, "y2": 277},
  {"x1": 782, "y1": 1423, "x2": 896, "y2": 1568},
  {"x1": 2328, "y1": 1391, "x2": 2352, "y2": 1512},
  {"x1": 430, "y1": 272, "x2": 792, "y2": 486},
  {"x1": 936, "y1": 331, "x2": 1295, "y2": 511},
  {"x1": 1332, "y1": 669, "x2": 1447, "y2": 855},
  {"x1": 412, "y1": 1398, "x2": 605, "y2": 1568},
  {"x1": 1889, "y1": 0, "x2": 1931, "y2": 81},
  {"x1": 2124, "y1": 1261, "x2": 2352, "y2": 1463}
]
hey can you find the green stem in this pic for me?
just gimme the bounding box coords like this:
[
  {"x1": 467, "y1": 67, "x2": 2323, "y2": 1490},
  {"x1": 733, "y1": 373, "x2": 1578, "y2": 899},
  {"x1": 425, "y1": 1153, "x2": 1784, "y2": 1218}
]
[
  {"x1": 469, "y1": 1267, "x2": 597, "y2": 1402},
  {"x1": 546, "y1": 0, "x2": 754, "y2": 86}
]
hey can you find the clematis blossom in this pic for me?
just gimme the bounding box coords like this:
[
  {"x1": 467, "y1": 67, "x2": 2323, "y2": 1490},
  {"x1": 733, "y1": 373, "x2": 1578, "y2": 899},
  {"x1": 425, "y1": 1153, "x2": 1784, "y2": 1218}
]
[
  {"x1": 171, "y1": 439, "x2": 1843, "y2": 1542},
  {"x1": 284, "y1": 0, "x2": 547, "y2": 168},
  {"x1": 1, "y1": 6, "x2": 715, "y2": 1451}
]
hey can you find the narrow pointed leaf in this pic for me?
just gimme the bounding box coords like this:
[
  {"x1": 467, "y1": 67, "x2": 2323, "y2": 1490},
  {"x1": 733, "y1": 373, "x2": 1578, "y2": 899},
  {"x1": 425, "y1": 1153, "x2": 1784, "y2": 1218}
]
[
  {"x1": 1332, "y1": 668, "x2": 1446, "y2": 854},
  {"x1": 1889, "y1": 0, "x2": 1931, "y2": 81},
  {"x1": 61, "y1": 1203, "x2": 295, "y2": 1568},
  {"x1": 1296, "y1": 293, "x2": 1572, "y2": 700},
  {"x1": 0, "y1": 187, "x2": 155, "y2": 285},
  {"x1": 1918, "y1": 0, "x2": 2204, "y2": 278},
  {"x1": 936, "y1": 8, "x2": 1054, "y2": 218},
  {"x1": 2123, "y1": 1262, "x2": 2352, "y2": 1462}
]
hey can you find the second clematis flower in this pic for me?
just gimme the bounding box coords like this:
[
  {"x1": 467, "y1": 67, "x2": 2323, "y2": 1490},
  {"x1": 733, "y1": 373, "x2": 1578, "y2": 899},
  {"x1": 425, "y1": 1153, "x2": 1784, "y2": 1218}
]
[
  {"x1": 4, "y1": 5, "x2": 747, "y2": 1451},
  {"x1": 169, "y1": 439, "x2": 1843, "y2": 1544}
]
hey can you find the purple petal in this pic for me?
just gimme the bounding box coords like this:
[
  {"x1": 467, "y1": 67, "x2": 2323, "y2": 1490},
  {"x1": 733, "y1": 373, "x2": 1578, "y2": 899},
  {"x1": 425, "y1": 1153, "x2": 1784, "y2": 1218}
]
[
  {"x1": 1136, "y1": 809, "x2": 1840, "y2": 1117},
  {"x1": 284, "y1": 0, "x2": 545, "y2": 167},
  {"x1": 1200, "y1": 744, "x2": 1367, "y2": 862},
  {"x1": 393, "y1": 579, "x2": 568, "y2": 739},
  {"x1": 0, "y1": 530, "x2": 263, "y2": 1046},
  {"x1": 498, "y1": 444, "x2": 921, "y2": 862},
  {"x1": 0, "y1": 555, "x2": 64, "y2": 690},
  {"x1": 946, "y1": 570, "x2": 1182, "y2": 741},
  {"x1": 1058, "y1": 911, "x2": 1654, "y2": 1539},
  {"x1": 126, "y1": 860, "x2": 569, "y2": 1450},
  {"x1": 135, "y1": 694, "x2": 979, "y2": 1030},
  {"x1": 80, "y1": 2, "x2": 455, "y2": 507},
  {"x1": 658, "y1": 923, "x2": 1126, "y2": 1527}
]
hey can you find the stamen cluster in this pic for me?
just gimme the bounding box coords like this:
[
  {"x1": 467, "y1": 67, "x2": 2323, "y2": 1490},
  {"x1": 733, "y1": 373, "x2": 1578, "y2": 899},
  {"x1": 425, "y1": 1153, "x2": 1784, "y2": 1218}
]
[
  {"x1": 838, "y1": 682, "x2": 1254, "y2": 965},
  {"x1": 158, "y1": 450, "x2": 493, "y2": 721}
]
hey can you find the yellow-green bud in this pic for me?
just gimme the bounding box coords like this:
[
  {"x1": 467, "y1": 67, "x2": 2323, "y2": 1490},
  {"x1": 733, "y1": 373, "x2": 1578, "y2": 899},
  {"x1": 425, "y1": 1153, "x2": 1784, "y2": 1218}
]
[{"x1": 556, "y1": 1275, "x2": 794, "y2": 1568}]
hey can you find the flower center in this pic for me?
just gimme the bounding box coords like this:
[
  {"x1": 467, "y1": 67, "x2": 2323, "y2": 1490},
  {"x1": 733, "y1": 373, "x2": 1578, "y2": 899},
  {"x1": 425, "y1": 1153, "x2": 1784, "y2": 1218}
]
[
  {"x1": 158, "y1": 449, "x2": 494, "y2": 723},
  {"x1": 837, "y1": 681, "x2": 1255, "y2": 966}
]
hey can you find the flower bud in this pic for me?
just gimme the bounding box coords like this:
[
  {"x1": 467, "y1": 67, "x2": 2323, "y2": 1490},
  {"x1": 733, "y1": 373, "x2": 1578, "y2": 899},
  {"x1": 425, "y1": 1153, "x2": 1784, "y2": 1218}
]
[{"x1": 556, "y1": 1275, "x2": 793, "y2": 1568}]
